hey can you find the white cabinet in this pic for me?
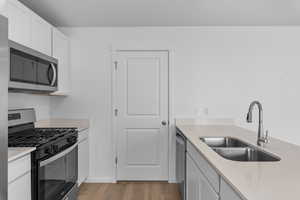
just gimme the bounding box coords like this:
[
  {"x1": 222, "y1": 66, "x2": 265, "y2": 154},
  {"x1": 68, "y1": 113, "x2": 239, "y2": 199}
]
[
  {"x1": 6, "y1": 0, "x2": 31, "y2": 47},
  {"x1": 30, "y1": 12, "x2": 52, "y2": 56},
  {"x1": 8, "y1": 154, "x2": 31, "y2": 200},
  {"x1": 78, "y1": 129, "x2": 89, "y2": 186},
  {"x1": 0, "y1": 1, "x2": 9, "y2": 17},
  {"x1": 51, "y1": 28, "x2": 70, "y2": 95},
  {"x1": 220, "y1": 178, "x2": 242, "y2": 200},
  {"x1": 2, "y1": 0, "x2": 53, "y2": 56},
  {"x1": 186, "y1": 154, "x2": 218, "y2": 200},
  {"x1": 8, "y1": 172, "x2": 31, "y2": 200}
]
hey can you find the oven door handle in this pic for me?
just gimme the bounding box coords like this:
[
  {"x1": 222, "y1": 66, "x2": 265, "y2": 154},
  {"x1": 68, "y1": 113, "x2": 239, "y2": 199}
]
[{"x1": 40, "y1": 143, "x2": 78, "y2": 167}]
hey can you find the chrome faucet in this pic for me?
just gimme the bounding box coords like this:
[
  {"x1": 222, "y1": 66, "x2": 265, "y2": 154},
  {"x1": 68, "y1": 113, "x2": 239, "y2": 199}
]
[{"x1": 246, "y1": 101, "x2": 269, "y2": 146}]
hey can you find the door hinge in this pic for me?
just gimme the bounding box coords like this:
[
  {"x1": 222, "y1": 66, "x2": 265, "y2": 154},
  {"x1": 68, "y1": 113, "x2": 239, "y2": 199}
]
[
  {"x1": 114, "y1": 109, "x2": 118, "y2": 116},
  {"x1": 114, "y1": 61, "x2": 118, "y2": 70},
  {"x1": 115, "y1": 157, "x2": 118, "y2": 165}
]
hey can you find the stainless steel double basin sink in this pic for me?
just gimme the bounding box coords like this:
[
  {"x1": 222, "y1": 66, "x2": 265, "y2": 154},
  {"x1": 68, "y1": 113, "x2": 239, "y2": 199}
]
[{"x1": 200, "y1": 137, "x2": 280, "y2": 162}]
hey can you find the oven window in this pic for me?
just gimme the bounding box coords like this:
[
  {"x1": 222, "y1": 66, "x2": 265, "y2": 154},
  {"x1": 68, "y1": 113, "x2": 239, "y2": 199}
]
[{"x1": 38, "y1": 147, "x2": 78, "y2": 200}]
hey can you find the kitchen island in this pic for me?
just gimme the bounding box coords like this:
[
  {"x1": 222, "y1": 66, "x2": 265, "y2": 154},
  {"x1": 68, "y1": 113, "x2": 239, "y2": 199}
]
[{"x1": 177, "y1": 120, "x2": 300, "y2": 200}]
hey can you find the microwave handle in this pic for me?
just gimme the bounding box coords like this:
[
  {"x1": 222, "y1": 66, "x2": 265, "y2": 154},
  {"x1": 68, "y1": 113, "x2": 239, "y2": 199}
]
[
  {"x1": 40, "y1": 143, "x2": 78, "y2": 167},
  {"x1": 50, "y1": 63, "x2": 57, "y2": 86}
]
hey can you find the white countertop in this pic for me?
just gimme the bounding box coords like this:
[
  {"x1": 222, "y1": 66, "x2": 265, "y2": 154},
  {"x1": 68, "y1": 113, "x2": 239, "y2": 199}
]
[
  {"x1": 35, "y1": 119, "x2": 89, "y2": 132},
  {"x1": 8, "y1": 147, "x2": 36, "y2": 162},
  {"x1": 177, "y1": 123, "x2": 300, "y2": 200}
]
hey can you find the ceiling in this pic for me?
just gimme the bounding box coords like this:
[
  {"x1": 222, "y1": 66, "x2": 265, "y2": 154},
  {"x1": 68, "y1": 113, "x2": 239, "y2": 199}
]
[{"x1": 19, "y1": 0, "x2": 300, "y2": 27}]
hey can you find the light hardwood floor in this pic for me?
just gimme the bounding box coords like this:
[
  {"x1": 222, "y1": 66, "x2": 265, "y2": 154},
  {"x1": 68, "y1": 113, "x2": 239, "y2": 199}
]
[{"x1": 78, "y1": 182, "x2": 181, "y2": 200}]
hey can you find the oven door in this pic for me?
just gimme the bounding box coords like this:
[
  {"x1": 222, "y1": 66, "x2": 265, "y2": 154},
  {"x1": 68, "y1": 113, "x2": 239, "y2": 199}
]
[{"x1": 38, "y1": 144, "x2": 78, "y2": 200}]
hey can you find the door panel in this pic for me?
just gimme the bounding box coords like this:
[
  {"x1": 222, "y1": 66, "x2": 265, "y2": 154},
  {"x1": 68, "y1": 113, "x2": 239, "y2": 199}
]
[
  {"x1": 126, "y1": 129, "x2": 160, "y2": 165},
  {"x1": 127, "y1": 58, "x2": 160, "y2": 116},
  {"x1": 115, "y1": 51, "x2": 169, "y2": 180}
]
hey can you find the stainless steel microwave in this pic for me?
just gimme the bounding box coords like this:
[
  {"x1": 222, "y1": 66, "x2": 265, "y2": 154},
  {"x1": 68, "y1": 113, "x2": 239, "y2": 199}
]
[{"x1": 8, "y1": 41, "x2": 58, "y2": 92}]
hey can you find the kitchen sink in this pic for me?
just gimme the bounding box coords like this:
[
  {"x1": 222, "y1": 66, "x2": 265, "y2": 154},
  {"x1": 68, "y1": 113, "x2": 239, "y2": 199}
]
[
  {"x1": 212, "y1": 147, "x2": 280, "y2": 162},
  {"x1": 200, "y1": 137, "x2": 249, "y2": 148},
  {"x1": 200, "y1": 137, "x2": 280, "y2": 162}
]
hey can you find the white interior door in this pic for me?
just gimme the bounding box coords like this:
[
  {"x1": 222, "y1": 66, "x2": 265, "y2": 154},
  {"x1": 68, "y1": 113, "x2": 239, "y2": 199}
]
[{"x1": 114, "y1": 51, "x2": 169, "y2": 181}]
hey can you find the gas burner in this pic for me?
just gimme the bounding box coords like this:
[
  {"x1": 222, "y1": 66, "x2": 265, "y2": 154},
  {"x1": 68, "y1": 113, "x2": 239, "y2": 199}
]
[{"x1": 8, "y1": 128, "x2": 77, "y2": 147}]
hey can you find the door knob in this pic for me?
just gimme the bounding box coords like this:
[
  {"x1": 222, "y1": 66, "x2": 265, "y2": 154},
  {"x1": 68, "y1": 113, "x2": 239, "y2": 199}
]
[{"x1": 161, "y1": 121, "x2": 167, "y2": 126}]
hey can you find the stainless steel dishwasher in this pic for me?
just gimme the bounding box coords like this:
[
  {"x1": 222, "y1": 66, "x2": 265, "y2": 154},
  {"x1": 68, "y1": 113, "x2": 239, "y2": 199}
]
[{"x1": 176, "y1": 129, "x2": 186, "y2": 200}]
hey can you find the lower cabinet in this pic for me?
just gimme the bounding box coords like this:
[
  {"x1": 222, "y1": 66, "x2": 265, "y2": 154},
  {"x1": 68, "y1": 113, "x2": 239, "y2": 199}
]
[
  {"x1": 186, "y1": 153, "x2": 218, "y2": 200},
  {"x1": 186, "y1": 141, "x2": 243, "y2": 200},
  {"x1": 8, "y1": 172, "x2": 31, "y2": 200},
  {"x1": 8, "y1": 154, "x2": 31, "y2": 200},
  {"x1": 220, "y1": 178, "x2": 242, "y2": 200},
  {"x1": 78, "y1": 129, "x2": 90, "y2": 186}
]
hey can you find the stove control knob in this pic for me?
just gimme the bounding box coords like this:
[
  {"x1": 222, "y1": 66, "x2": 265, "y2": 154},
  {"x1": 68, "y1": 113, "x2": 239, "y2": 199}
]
[
  {"x1": 67, "y1": 137, "x2": 75, "y2": 143},
  {"x1": 52, "y1": 145, "x2": 59, "y2": 153},
  {"x1": 45, "y1": 147, "x2": 52, "y2": 155}
]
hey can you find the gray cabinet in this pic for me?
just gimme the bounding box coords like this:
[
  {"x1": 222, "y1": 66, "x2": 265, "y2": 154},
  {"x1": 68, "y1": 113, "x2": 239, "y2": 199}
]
[
  {"x1": 220, "y1": 178, "x2": 242, "y2": 200},
  {"x1": 186, "y1": 154, "x2": 218, "y2": 200}
]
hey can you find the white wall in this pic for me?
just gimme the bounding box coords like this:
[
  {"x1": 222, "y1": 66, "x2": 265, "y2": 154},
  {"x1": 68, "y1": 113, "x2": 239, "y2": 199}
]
[
  {"x1": 50, "y1": 27, "x2": 300, "y2": 182},
  {"x1": 9, "y1": 93, "x2": 51, "y2": 120}
]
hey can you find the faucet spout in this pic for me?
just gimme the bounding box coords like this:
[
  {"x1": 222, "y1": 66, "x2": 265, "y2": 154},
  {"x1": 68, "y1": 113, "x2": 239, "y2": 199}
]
[{"x1": 246, "y1": 101, "x2": 268, "y2": 146}]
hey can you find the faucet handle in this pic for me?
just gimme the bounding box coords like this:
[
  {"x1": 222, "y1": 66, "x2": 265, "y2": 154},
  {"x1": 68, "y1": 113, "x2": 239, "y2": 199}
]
[{"x1": 264, "y1": 130, "x2": 269, "y2": 143}]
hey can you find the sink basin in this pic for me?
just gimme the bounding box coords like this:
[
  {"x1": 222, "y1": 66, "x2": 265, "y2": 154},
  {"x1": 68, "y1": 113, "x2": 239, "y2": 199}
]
[
  {"x1": 212, "y1": 147, "x2": 280, "y2": 162},
  {"x1": 200, "y1": 137, "x2": 280, "y2": 162},
  {"x1": 200, "y1": 137, "x2": 249, "y2": 148}
]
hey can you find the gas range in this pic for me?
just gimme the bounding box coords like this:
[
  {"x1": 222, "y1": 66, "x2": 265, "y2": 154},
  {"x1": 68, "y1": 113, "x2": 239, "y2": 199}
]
[
  {"x1": 8, "y1": 109, "x2": 78, "y2": 200},
  {"x1": 9, "y1": 126, "x2": 78, "y2": 160}
]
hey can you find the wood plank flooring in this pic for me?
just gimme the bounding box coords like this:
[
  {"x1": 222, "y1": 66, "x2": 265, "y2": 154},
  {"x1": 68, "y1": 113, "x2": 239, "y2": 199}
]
[{"x1": 78, "y1": 182, "x2": 181, "y2": 200}]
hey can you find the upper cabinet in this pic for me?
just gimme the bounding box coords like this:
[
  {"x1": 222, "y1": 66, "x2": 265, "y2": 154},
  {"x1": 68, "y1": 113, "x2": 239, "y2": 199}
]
[
  {"x1": 3, "y1": 0, "x2": 31, "y2": 47},
  {"x1": 1, "y1": 0, "x2": 52, "y2": 56},
  {"x1": 1, "y1": 0, "x2": 71, "y2": 95},
  {"x1": 30, "y1": 12, "x2": 52, "y2": 56},
  {"x1": 51, "y1": 28, "x2": 70, "y2": 95}
]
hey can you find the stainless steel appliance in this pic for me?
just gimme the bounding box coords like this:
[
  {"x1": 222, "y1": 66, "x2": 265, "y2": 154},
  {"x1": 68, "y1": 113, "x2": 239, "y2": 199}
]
[
  {"x1": 8, "y1": 109, "x2": 78, "y2": 200},
  {"x1": 176, "y1": 128, "x2": 186, "y2": 200},
  {"x1": 8, "y1": 41, "x2": 58, "y2": 92},
  {"x1": 0, "y1": 15, "x2": 9, "y2": 200}
]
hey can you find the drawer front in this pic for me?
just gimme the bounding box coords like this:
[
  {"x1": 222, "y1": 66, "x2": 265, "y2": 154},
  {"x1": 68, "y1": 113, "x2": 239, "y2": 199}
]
[
  {"x1": 187, "y1": 141, "x2": 219, "y2": 193},
  {"x1": 8, "y1": 155, "x2": 31, "y2": 183}
]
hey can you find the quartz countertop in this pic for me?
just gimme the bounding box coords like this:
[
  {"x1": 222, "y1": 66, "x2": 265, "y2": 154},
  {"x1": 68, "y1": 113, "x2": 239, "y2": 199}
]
[
  {"x1": 35, "y1": 119, "x2": 89, "y2": 132},
  {"x1": 176, "y1": 122, "x2": 300, "y2": 200},
  {"x1": 8, "y1": 147, "x2": 36, "y2": 162}
]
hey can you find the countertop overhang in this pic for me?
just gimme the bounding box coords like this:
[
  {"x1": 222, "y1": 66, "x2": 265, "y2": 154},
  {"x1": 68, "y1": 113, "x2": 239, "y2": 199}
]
[{"x1": 177, "y1": 124, "x2": 300, "y2": 200}]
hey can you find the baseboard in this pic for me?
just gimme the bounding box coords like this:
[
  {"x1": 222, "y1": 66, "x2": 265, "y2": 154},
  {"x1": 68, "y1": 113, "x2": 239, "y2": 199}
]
[
  {"x1": 168, "y1": 178, "x2": 177, "y2": 183},
  {"x1": 85, "y1": 177, "x2": 116, "y2": 183}
]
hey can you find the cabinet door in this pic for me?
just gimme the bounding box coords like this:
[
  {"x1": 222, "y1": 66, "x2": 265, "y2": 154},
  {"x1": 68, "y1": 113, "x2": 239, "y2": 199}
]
[
  {"x1": 6, "y1": 0, "x2": 31, "y2": 47},
  {"x1": 187, "y1": 154, "x2": 218, "y2": 200},
  {"x1": 51, "y1": 28, "x2": 70, "y2": 95},
  {"x1": 220, "y1": 178, "x2": 242, "y2": 200},
  {"x1": 8, "y1": 172, "x2": 31, "y2": 200},
  {"x1": 31, "y1": 12, "x2": 52, "y2": 56},
  {"x1": 0, "y1": 1, "x2": 9, "y2": 17},
  {"x1": 78, "y1": 137, "x2": 89, "y2": 186}
]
